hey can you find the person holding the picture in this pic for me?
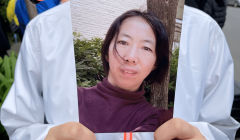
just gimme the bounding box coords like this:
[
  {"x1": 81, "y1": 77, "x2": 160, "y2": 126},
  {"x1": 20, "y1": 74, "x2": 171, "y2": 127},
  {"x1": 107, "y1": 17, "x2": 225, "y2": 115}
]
[
  {"x1": 1, "y1": 1, "x2": 206, "y2": 139},
  {"x1": 1, "y1": 1, "x2": 237, "y2": 140}
]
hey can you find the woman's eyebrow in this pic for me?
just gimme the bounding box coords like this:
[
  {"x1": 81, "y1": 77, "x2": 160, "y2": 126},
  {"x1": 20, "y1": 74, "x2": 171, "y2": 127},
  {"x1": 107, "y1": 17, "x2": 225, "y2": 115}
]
[
  {"x1": 119, "y1": 33, "x2": 133, "y2": 40},
  {"x1": 141, "y1": 39, "x2": 155, "y2": 45},
  {"x1": 120, "y1": 33, "x2": 154, "y2": 44}
]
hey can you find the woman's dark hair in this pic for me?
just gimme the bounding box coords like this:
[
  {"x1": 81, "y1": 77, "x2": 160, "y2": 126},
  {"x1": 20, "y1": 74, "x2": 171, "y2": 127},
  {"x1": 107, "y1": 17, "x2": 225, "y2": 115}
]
[{"x1": 101, "y1": 9, "x2": 169, "y2": 85}]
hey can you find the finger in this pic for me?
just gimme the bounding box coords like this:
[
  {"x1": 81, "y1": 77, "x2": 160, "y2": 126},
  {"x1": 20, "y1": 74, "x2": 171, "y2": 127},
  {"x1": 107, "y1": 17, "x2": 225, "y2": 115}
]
[
  {"x1": 154, "y1": 119, "x2": 178, "y2": 140},
  {"x1": 58, "y1": 122, "x2": 96, "y2": 140},
  {"x1": 154, "y1": 118, "x2": 196, "y2": 140},
  {"x1": 76, "y1": 123, "x2": 96, "y2": 140}
]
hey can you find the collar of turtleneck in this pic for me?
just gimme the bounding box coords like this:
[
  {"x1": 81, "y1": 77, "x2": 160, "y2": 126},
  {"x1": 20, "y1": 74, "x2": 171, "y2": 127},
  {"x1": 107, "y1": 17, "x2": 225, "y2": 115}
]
[{"x1": 96, "y1": 77, "x2": 145, "y2": 101}]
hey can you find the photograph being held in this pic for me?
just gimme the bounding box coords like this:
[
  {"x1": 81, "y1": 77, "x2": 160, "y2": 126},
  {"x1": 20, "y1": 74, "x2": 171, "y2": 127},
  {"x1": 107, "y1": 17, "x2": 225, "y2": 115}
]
[{"x1": 45, "y1": 10, "x2": 206, "y2": 140}]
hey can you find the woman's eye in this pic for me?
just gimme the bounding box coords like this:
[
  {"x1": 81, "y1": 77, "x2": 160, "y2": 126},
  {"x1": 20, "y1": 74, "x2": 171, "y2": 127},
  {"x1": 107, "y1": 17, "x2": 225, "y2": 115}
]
[
  {"x1": 118, "y1": 41, "x2": 128, "y2": 45},
  {"x1": 143, "y1": 47, "x2": 152, "y2": 51}
]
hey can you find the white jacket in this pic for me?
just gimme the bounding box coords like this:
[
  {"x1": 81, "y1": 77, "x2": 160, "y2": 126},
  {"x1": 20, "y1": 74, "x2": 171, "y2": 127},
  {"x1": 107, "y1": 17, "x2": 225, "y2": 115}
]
[
  {"x1": 0, "y1": 2, "x2": 239, "y2": 140},
  {"x1": 1, "y1": 2, "x2": 79, "y2": 140},
  {"x1": 174, "y1": 5, "x2": 240, "y2": 140}
]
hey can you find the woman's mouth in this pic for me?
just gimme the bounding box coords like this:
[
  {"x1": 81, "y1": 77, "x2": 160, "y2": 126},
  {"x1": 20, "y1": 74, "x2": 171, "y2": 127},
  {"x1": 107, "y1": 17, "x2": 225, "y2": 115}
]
[
  {"x1": 120, "y1": 68, "x2": 138, "y2": 76},
  {"x1": 124, "y1": 71, "x2": 134, "y2": 74}
]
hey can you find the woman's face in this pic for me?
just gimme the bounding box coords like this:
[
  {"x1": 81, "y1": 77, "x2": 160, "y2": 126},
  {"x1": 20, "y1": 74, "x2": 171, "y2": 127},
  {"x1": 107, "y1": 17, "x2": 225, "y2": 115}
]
[{"x1": 107, "y1": 16, "x2": 156, "y2": 92}]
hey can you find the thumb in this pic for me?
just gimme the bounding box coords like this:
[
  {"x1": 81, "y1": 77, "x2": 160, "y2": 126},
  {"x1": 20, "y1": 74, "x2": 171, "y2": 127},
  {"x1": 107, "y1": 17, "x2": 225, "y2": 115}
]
[
  {"x1": 75, "y1": 123, "x2": 96, "y2": 140},
  {"x1": 55, "y1": 122, "x2": 96, "y2": 140}
]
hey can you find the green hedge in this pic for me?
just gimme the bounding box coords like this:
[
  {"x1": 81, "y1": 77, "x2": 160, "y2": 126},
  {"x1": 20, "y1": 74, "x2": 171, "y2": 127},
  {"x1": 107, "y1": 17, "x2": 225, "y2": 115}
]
[{"x1": 74, "y1": 32, "x2": 105, "y2": 87}]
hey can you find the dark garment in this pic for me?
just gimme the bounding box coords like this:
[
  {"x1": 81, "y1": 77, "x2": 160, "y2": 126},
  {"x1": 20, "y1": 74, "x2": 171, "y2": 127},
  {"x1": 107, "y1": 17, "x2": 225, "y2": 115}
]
[
  {"x1": 15, "y1": 0, "x2": 61, "y2": 34},
  {"x1": 185, "y1": 0, "x2": 227, "y2": 28},
  {"x1": 0, "y1": 16, "x2": 10, "y2": 58},
  {"x1": 77, "y1": 78, "x2": 173, "y2": 133}
]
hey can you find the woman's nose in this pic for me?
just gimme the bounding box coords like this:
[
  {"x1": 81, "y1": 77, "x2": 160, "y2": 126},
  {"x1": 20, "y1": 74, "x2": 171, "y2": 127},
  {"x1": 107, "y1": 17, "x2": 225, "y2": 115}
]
[{"x1": 123, "y1": 47, "x2": 138, "y2": 64}]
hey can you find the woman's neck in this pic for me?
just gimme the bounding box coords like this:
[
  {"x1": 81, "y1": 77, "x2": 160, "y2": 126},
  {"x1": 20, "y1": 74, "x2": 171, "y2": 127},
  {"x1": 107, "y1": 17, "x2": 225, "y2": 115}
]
[{"x1": 107, "y1": 76, "x2": 143, "y2": 92}]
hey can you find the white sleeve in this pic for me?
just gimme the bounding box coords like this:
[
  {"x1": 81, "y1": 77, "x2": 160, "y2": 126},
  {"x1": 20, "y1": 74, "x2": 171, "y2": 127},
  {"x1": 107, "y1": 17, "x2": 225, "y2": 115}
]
[
  {"x1": 0, "y1": 2, "x2": 79, "y2": 140},
  {"x1": 193, "y1": 28, "x2": 239, "y2": 140},
  {"x1": 174, "y1": 6, "x2": 240, "y2": 140}
]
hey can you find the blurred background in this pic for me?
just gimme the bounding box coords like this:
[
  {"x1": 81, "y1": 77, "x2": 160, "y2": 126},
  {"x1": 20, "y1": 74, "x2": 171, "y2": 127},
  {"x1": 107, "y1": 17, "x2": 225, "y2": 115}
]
[
  {"x1": 224, "y1": 0, "x2": 240, "y2": 139},
  {"x1": 0, "y1": 0, "x2": 61, "y2": 57}
]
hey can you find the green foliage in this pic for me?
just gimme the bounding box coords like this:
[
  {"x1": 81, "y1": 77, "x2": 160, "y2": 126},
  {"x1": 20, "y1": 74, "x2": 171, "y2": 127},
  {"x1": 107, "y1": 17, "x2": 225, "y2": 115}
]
[
  {"x1": 0, "y1": 51, "x2": 16, "y2": 140},
  {"x1": 74, "y1": 32, "x2": 105, "y2": 87},
  {"x1": 168, "y1": 101, "x2": 174, "y2": 108},
  {"x1": 0, "y1": 52, "x2": 16, "y2": 107},
  {"x1": 168, "y1": 47, "x2": 179, "y2": 91},
  {"x1": 167, "y1": 48, "x2": 179, "y2": 109},
  {"x1": 0, "y1": 0, "x2": 10, "y2": 22}
]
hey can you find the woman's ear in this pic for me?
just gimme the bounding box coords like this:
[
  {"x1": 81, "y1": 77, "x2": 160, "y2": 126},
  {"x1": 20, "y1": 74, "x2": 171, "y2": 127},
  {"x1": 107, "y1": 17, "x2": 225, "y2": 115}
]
[{"x1": 105, "y1": 55, "x2": 109, "y2": 62}]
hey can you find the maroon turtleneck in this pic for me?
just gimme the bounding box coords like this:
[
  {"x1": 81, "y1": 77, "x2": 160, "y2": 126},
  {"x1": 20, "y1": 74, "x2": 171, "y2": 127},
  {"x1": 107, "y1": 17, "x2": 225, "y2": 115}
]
[{"x1": 77, "y1": 78, "x2": 172, "y2": 133}]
